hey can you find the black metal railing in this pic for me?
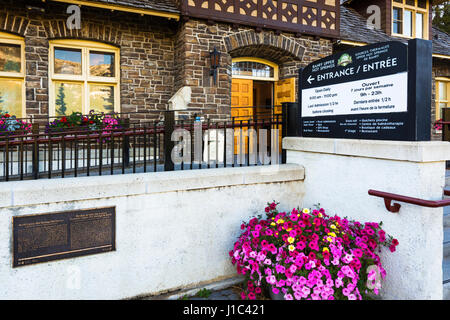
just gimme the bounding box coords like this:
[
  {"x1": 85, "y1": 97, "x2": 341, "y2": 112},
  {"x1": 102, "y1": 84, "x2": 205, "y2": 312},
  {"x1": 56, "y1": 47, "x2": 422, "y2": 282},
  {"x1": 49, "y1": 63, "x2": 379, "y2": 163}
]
[{"x1": 1, "y1": 103, "x2": 297, "y2": 182}]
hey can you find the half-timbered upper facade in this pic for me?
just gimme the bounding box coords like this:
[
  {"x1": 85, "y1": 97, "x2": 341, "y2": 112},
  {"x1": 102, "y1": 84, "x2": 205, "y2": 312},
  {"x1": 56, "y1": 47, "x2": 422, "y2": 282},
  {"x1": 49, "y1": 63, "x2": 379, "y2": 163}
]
[{"x1": 0, "y1": 0, "x2": 448, "y2": 138}]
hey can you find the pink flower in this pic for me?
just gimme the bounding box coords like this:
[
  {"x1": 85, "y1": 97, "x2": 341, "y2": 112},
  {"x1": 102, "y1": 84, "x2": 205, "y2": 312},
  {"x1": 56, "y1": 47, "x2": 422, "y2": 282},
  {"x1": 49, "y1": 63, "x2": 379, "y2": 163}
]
[
  {"x1": 275, "y1": 265, "x2": 285, "y2": 274},
  {"x1": 335, "y1": 278, "x2": 343, "y2": 288},
  {"x1": 342, "y1": 288, "x2": 351, "y2": 296},
  {"x1": 266, "y1": 275, "x2": 276, "y2": 285}
]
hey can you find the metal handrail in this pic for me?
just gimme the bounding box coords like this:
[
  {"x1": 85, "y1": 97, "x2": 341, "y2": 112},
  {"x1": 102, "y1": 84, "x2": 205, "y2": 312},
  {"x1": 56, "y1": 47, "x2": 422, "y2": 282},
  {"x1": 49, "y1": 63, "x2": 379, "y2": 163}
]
[
  {"x1": 0, "y1": 118, "x2": 283, "y2": 147},
  {"x1": 368, "y1": 189, "x2": 450, "y2": 213}
]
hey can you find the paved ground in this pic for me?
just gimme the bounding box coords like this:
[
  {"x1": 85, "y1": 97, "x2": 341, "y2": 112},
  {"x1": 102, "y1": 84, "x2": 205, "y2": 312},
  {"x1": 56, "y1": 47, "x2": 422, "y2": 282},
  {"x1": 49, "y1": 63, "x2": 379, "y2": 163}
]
[{"x1": 187, "y1": 288, "x2": 240, "y2": 300}]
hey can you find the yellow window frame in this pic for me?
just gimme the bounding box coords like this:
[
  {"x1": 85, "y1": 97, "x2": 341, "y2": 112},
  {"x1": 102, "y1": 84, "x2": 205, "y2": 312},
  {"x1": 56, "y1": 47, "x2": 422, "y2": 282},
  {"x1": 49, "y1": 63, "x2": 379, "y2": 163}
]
[
  {"x1": 392, "y1": 0, "x2": 429, "y2": 40},
  {"x1": 49, "y1": 39, "x2": 120, "y2": 117},
  {"x1": 0, "y1": 32, "x2": 25, "y2": 118},
  {"x1": 232, "y1": 57, "x2": 279, "y2": 81},
  {"x1": 436, "y1": 77, "x2": 450, "y2": 122}
]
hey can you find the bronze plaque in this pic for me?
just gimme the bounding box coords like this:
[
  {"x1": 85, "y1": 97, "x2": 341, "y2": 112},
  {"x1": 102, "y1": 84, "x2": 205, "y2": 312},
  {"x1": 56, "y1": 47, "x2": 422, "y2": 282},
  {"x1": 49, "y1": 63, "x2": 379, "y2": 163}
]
[{"x1": 13, "y1": 207, "x2": 116, "y2": 267}]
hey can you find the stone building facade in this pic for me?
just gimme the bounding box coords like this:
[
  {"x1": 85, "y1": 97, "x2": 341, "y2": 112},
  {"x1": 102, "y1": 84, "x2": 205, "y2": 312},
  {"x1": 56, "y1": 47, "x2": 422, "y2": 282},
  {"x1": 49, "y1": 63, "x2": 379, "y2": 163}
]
[
  {"x1": 0, "y1": 0, "x2": 178, "y2": 122},
  {"x1": 0, "y1": 0, "x2": 338, "y2": 125},
  {"x1": 0, "y1": 0, "x2": 448, "y2": 139}
]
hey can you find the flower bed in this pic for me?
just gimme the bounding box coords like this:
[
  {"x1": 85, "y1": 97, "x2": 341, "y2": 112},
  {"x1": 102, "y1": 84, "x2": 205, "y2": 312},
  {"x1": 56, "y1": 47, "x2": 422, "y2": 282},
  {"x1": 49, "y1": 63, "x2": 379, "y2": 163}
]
[
  {"x1": 230, "y1": 202, "x2": 399, "y2": 300},
  {"x1": 46, "y1": 111, "x2": 124, "y2": 138},
  {"x1": 0, "y1": 111, "x2": 32, "y2": 137},
  {"x1": 46, "y1": 111, "x2": 123, "y2": 133}
]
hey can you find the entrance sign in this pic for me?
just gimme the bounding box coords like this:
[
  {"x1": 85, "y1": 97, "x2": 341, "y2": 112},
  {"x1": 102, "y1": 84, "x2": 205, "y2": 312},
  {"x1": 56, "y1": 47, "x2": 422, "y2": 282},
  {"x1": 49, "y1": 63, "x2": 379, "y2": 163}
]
[
  {"x1": 13, "y1": 207, "x2": 116, "y2": 267},
  {"x1": 298, "y1": 39, "x2": 432, "y2": 141}
]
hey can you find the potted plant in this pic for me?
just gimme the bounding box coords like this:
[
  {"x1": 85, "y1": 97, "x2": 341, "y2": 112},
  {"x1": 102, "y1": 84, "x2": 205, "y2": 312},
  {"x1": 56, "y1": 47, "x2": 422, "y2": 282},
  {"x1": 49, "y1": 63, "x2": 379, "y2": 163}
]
[
  {"x1": 0, "y1": 111, "x2": 32, "y2": 139},
  {"x1": 230, "y1": 202, "x2": 399, "y2": 300},
  {"x1": 46, "y1": 111, "x2": 123, "y2": 141}
]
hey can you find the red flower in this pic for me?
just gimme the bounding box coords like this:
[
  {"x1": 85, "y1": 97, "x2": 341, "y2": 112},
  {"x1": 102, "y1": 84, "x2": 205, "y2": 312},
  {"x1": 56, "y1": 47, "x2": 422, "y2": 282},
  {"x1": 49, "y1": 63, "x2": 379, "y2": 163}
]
[
  {"x1": 61, "y1": 117, "x2": 67, "y2": 123},
  {"x1": 4, "y1": 113, "x2": 10, "y2": 118},
  {"x1": 392, "y1": 239, "x2": 399, "y2": 246}
]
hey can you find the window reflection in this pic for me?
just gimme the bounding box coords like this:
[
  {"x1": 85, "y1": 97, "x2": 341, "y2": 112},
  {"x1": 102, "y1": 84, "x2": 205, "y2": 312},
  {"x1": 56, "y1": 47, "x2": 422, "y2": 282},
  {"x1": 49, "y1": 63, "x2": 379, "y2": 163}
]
[
  {"x1": 89, "y1": 51, "x2": 115, "y2": 77},
  {"x1": 54, "y1": 48, "x2": 82, "y2": 75}
]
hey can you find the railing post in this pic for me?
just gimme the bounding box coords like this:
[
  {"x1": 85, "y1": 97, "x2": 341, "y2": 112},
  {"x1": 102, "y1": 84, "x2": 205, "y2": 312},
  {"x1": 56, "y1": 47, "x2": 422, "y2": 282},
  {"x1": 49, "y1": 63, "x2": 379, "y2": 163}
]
[
  {"x1": 122, "y1": 118, "x2": 130, "y2": 167},
  {"x1": 32, "y1": 123, "x2": 39, "y2": 179},
  {"x1": 281, "y1": 102, "x2": 299, "y2": 164},
  {"x1": 164, "y1": 110, "x2": 175, "y2": 171}
]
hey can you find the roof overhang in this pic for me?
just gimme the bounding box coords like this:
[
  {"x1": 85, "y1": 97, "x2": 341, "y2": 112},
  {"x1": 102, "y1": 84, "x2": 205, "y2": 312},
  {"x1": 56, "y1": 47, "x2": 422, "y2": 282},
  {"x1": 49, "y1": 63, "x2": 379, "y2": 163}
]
[
  {"x1": 337, "y1": 39, "x2": 450, "y2": 60},
  {"x1": 48, "y1": 0, "x2": 180, "y2": 20},
  {"x1": 433, "y1": 53, "x2": 450, "y2": 60},
  {"x1": 344, "y1": 0, "x2": 447, "y2": 4}
]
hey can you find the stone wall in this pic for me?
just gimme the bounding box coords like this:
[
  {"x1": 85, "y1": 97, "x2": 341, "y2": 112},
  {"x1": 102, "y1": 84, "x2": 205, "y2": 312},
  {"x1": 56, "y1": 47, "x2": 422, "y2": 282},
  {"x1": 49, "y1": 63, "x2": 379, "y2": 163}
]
[
  {"x1": 285, "y1": 137, "x2": 450, "y2": 300},
  {"x1": 0, "y1": 0, "x2": 177, "y2": 123},
  {"x1": 0, "y1": 164, "x2": 305, "y2": 299}
]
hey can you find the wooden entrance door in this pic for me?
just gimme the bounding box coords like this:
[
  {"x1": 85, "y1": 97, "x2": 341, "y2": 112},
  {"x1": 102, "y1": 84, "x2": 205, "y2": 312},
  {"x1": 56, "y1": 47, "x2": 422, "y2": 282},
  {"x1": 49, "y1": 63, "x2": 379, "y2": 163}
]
[
  {"x1": 231, "y1": 79, "x2": 254, "y2": 154},
  {"x1": 275, "y1": 78, "x2": 295, "y2": 111},
  {"x1": 274, "y1": 78, "x2": 296, "y2": 151}
]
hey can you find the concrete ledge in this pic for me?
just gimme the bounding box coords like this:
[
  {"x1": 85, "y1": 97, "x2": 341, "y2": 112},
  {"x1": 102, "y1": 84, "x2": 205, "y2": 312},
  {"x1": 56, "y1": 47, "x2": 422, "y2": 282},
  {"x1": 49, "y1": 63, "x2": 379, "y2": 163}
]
[
  {"x1": 0, "y1": 164, "x2": 305, "y2": 208},
  {"x1": 283, "y1": 137, "x2": 450, "y2": 163}
]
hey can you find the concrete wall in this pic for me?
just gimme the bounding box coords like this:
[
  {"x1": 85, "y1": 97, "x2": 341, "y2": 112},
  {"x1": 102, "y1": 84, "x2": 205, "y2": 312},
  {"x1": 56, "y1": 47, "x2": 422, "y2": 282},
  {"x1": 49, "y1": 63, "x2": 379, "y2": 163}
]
[
  {"x1": 0, "y1": 164, "x2": 305, "y2": 300},
  {"x1": 284, "y1": 137, "x2": 450, "y2": 300}
]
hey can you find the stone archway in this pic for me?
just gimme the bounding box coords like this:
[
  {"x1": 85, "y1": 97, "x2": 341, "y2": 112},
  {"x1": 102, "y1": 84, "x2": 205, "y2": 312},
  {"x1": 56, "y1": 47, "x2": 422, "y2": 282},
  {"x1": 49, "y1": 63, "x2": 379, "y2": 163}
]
[
  {"x1": 42, "y1": 20, "x2": 123, "y2": 46},
  {"x1": 223, "y1": 30, "x2": 308, "y2": 81},
  {"x1": 223, "y1": 30, "x2": 306, "y2": 64}
]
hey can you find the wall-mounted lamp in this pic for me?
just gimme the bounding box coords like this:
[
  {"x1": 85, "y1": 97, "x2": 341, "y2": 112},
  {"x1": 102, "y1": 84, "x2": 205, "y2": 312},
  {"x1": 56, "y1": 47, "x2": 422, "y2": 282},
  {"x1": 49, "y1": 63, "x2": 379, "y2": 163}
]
[{"x1": 209, "y1": 47, "x2": 221, "y2": 85}]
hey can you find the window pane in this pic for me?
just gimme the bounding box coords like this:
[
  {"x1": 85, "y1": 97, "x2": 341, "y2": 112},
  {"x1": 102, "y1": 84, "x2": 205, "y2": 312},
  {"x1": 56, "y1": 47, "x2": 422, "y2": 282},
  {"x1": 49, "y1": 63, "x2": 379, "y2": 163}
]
[
  {"x1": 417, "y1": 0, "x2": 427, "y2": 9},
  {"x1": 393, "y1": 8, "x2": 403, "y2": 34},
  {"x1": 393, "y1": 21, "x2": 402, "y2": 34},
  {"x1": 416, "y1": 12, "x2": 423, "y2": 38},
  {"x1": 403, "y1": 10, "x2": 412, "y2": 37},
  {"x1": 232, "y1": 61, "x2": 274, "y2": 78},
  {"x1": 54, "y1": 48, "x2": 82, "y2": 75},
  {"x1": 393, "y1": 0, "x2": 403, "y2": 3},
  {"x1": 54, "y1": 82, "x2": 82, "y2": 116},
  {"x1": 89, "y1": 85, "x2": 115, "y2": 113},
  {"x1": 0, "y1": 79, "x2": 22, "y2": 117},
  {"x1": 0, "y1": 43, "x2": 21, "y2": 73},
  {"x1": 439, "y1": 82, "x2": 447, "y2": 100},
  {"x1": 405, "y1": 0, "x2": 415, "y2": 6},
  {"x1": 89, "y1": 51, "x2": 115, "y2": 77}
]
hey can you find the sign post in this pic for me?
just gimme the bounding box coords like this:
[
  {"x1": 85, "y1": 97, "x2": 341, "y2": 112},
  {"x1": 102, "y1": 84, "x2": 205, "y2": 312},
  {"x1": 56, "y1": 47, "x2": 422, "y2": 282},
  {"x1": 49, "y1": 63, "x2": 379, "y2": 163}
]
[{"x1": 298, "y1": 39, "x2": 432, "y2": 141}]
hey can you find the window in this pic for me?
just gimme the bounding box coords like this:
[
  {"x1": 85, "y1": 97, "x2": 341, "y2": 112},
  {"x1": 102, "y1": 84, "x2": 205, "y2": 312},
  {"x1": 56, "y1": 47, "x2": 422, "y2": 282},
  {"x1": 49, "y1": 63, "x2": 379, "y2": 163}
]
[
  {"x1": 0, "y1": 32, "x2": 25, "y2": 118},
  {"x1": 49, "y1": 40, "x2": 120, "y2": 117},
  {"x1": 231, "y1": 58, "x2": 279, "y2": 81},
  {"x1": 392, "y1": 0, "x2": 429, "y2": 39},
  {"x1": 436, "y1": 78, "x2": 449, "y2": 121}
]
